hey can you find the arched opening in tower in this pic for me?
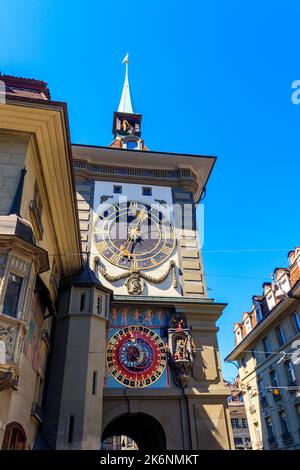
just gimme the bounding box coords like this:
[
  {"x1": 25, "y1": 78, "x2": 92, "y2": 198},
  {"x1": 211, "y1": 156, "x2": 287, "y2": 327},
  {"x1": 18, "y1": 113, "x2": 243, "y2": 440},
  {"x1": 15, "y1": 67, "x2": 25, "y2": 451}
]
[{"x1": 101, "y1": 412, "x2": 166, "y2": 451}]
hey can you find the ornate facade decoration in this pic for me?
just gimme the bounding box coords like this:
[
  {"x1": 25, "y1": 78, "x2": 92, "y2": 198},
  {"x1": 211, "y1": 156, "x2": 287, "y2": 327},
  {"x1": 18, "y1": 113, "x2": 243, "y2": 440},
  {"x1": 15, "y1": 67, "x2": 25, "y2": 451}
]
[
  {"x1": 95, "y1": 258, "x2": 178, "y2": 295},
  {"x1": 168, "y1": 314, "x2": 196, "y2": 388},
  {"x1": 0, "y1": 320, "x2": 27, "y2": 391}
]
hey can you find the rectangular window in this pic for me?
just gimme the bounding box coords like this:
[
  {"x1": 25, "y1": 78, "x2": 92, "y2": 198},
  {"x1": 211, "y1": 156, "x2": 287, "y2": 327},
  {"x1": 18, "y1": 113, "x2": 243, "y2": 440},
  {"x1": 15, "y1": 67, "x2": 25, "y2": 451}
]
[
  {"x1": 142, "y1": 187, "x2": 152, "y2": 196},
  {"x1": 80, "y1": 293, "x2": 86, "y2": 312},
  {"x1": 262, "y1": 336, "x2": 271, "y2": 357},
  {"x1": 242, "y1": 418, "x2": 248, "y2": 428},
  {"x1": 33, "y1": 181, "x2": 43, "y2": 217},
  {"x1": 285, "y1": 360, "x2": 296, "y2": 385},
  {"x1": 295, "y1": 403, "x2": 300, "y2": 424},
  {"x1": 234, "y1": 437, "x2": 243, "y2": 447},
  {"x1": 92, "y1": 371, "x2": 97, "y2": 396},
  {"x1": 258, "y1": 380, "x2": 266, "y2": 400},
  {"x1": 29, "y1": 181, "x2": 44, "y2": 240},
  {"x1": 113, "y1": 185, "x2": 122, "y2": 194},
  {"x1": 292, "y1": 312, "x2": 300, "y2": 333},
  {"x1": 275, "y1": 325, "x2": 285, "y2": 346},
  {"x1": 97, "y1": 296, "x2": 102, "y2": 315},
  {"x1": 241, "y1": 356, "x2": 247, "y2": 368},
  {"x1": 279, "y1": 410, "x2": 289, "y2": 434},
  {"x1": 265, "y1": 417, "x2": 275, "y2": 440},
  {"x1": 3, "y1": 273, "x2": 23, "y2": 318},
  {"x1": 270, "y1": 370, "x2": 279, "y2": 388},
  {"x1": 231, "y1": 418, "x2": 240, "y2": 429},
  {"x1": 68, "y1": 415, "x2": 75, "y2": 444},
  {"x1": 251, "y1": 348, "x2": 257, "y2": 360}
]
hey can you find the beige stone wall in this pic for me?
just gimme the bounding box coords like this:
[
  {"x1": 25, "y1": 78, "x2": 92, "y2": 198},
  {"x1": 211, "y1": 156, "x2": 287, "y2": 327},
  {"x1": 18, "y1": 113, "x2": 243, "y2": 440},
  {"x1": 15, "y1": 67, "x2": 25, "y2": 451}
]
[
  {"x1": 21, "y1": 139, "x2": 61, "y2": 290},
  {"x1": 0, "y1": 135, "x2": 66, "y2": 449},
  {"x1": 0, "y1": 132, "x2": 29, "y2": 215}
]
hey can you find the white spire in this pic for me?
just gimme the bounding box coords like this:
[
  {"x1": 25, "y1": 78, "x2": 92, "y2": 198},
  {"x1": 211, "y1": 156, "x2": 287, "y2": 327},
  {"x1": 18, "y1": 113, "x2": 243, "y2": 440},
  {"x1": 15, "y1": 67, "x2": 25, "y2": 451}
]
[{"x1": 118, "y1": 53, "x2": 134, "y2": 114}]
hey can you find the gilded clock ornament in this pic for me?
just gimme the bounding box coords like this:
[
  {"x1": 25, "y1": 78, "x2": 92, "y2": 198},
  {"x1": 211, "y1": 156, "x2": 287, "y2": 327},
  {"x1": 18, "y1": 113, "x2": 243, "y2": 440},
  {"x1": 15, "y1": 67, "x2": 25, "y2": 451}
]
[
  {"x1": 94, "y1": 201, "x2": 176, "y2": 271},
  {"x1": 95, "y1": 258, "x2": 178, "y2": 295},
  {"x1": 106, "y1": 325, "x2": 167, "y2": 388}
]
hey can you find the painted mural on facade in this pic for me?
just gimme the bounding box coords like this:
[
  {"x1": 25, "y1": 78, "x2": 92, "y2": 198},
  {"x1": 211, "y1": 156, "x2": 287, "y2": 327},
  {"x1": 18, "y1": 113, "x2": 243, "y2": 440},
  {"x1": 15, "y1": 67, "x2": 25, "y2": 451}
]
[
  {"x1": 23, "y1": 291, "x2": 44, "y2": 373},
  {"x1": 109, "y1": 305, "x2": 170, "y2": 328}
]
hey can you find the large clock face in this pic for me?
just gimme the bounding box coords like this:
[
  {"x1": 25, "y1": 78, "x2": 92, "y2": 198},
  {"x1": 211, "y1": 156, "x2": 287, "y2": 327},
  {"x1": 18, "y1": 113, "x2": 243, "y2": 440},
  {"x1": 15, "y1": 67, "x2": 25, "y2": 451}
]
[
  {"x1": 106, "y1": 325, "x2": 167, "y2": 388},
  {"x1": 94, "y1": 200, "x2": 176, "y2": 270}
]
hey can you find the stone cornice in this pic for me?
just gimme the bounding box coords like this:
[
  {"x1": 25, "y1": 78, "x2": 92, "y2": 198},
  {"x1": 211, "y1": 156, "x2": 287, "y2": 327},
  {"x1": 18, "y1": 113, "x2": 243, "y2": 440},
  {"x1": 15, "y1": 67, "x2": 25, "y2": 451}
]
[
  {"x1": 0, "y1": 102, "x2": 82, "y2": 276},
  {"x1": 72, "y1": 144, "x2": 216, "y2": 204},
  {"x1": 73, "y1": 161, "x2": 199, "y2": 195}
]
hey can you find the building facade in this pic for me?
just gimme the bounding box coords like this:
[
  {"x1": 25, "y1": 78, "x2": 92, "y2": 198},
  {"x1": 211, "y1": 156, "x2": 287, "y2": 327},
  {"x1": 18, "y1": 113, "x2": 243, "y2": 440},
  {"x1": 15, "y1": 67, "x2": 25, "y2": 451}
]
[
  {"x1": 0, "y1": 62, "x2": 233, "y2": 450},
  {"x1": 0, "y1": 75, "x2": 82, "y2": 449},
  {"x1": 226, "y1": 247, "x2": 300, "y2": 450},
  {"x1": 224, "y1": 380, "x2": 252, "y2": 450}
]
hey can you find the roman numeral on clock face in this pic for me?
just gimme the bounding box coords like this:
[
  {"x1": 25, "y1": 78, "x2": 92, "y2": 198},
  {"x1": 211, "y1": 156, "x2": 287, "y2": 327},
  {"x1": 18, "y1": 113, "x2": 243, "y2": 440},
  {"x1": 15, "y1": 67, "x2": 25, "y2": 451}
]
[
  {"x1": 161, "y1": 246, "x2": 172, "y2": 256},
  {"x1": 109, "y1": 254, "x2": 121, "y2": 265},
  {"x1": 129, "y1": 201, "x2": 138, "y2": 215},
  {"x1": 96, "y1": 241, "x2": 107, "y2": 252}
]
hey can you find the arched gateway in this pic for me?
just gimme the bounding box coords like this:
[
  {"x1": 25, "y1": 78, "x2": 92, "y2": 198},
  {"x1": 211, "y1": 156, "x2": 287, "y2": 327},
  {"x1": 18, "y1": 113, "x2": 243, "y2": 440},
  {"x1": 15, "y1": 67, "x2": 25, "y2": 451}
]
[{"x1": 102, "y1": 413, "x2": 166, "y2": 451}]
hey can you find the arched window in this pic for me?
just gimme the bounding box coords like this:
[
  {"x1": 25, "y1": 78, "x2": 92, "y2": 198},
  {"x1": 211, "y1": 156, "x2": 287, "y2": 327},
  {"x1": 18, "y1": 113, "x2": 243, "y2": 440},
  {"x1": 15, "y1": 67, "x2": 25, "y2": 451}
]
[
  {"x1": 2, "y1": 422, "x2": 26, "y2": 450},
  {"x1": 126, "y1": 140, "x2": 138, "y2": 150}
]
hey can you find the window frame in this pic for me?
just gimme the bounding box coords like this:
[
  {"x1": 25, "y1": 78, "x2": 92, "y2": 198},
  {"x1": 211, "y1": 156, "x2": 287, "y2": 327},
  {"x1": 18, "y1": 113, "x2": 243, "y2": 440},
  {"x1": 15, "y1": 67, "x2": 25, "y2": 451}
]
[
  {"x1": 142, "y1": 186, "x2": 152, "y2": 197},
  {"x1": 113, "y1": 185, "x2": 122, "y2": 194},
  {"x1": 275, "y1": 324, "x2": 286, "y2": 347},
  {"x1": 2, "y1": 272, "x2": 24, "y2": 319}
]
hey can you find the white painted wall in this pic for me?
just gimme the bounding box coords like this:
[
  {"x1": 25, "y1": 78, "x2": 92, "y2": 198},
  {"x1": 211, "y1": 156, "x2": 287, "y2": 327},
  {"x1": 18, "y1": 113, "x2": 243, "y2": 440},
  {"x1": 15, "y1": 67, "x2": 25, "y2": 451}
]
[{"x1": 91, "y1": 181, "x2": 182, "y2": 296}]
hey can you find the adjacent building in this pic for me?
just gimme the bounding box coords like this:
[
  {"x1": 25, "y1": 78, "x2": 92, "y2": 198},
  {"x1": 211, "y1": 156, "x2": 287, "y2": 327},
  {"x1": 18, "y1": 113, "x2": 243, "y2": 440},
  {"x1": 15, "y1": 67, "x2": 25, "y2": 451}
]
[
  {"x1": 224, "y1": 379, "x2": 252, "y2": 449},
  {"x1": 226, "y1": 247, "x2": 300, "y2": 450}
]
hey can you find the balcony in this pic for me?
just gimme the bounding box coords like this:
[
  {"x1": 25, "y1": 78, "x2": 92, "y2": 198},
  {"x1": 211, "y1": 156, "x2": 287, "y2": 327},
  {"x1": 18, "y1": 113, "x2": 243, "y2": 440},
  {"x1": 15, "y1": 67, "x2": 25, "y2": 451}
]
[
  {"x1": 267, "y1": 437, "x2": 278, "y2": 449},
  {"x1": 0, "y1": 314, "x2": 27, "y2": 392},
  {"x1": 281, "y1": 432, "x2": 294, "y2": 445},
  {"x1": 29, "y1": 199, "x2": 44, "y2": 240},
  {"x1": 249, "y1": 404, "x2": 256, "y2": 414},
  {"x1": 31, "y1": 402, "x2": 44, "y2": 424}
]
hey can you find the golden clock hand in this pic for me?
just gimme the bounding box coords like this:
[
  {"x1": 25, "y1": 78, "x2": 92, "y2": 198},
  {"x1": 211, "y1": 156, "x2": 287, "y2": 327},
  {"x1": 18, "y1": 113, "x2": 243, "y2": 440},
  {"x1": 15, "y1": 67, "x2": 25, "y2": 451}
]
[{"x1": 119, "y1": 210, "x2": 149, "y2": 260}]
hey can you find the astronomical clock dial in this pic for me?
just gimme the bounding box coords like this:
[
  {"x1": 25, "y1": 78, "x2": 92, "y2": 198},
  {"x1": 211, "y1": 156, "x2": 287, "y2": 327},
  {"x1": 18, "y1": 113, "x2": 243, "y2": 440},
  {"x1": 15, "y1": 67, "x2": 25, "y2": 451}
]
[
  {"x1": 106, "y1": 326, "x2": 167, "y2": 388},
  {"x1": 94, "y1": 201, "x2": 176, "y2": 270}
]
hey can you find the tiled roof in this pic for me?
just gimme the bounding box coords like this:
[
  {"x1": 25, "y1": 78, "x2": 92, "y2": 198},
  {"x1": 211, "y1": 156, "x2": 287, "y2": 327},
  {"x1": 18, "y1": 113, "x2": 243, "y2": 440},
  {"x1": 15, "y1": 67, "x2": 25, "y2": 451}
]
[
  {"x1": 61, "y1": 260, "x2": 112, "y2": 293},
  {"x1": 0, "y1": 73, "x2": 50, "y2": 100},
  {"x1": 233, "y1": 246, "x2": 300, "y2": 344}
]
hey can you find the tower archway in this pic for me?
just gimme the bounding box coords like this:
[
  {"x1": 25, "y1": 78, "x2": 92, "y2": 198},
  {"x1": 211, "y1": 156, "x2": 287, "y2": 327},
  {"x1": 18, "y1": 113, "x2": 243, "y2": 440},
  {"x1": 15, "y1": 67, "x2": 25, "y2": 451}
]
[{"x1": 101, "y1": 412, "x2": 166, "y2": 451}]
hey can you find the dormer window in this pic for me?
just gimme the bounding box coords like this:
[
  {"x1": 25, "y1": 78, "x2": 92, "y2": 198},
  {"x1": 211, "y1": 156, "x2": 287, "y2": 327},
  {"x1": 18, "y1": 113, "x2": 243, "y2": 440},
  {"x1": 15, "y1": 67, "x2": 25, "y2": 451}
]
[
  {"x1": 266, "y1": 291, "x2": 276, "y2": 310},
  {"x1": 253, "y1": 300, "x2": 263, "y2": 322},
  {"x1": 245, "y1": 317, "x2": 252, "y2": 334},
  {"x1": 280, "y1": 276, "x2": 289, "y2": 292},
  {"x1": 235, "y1": 328, "x2": 242, "y2": 344}
]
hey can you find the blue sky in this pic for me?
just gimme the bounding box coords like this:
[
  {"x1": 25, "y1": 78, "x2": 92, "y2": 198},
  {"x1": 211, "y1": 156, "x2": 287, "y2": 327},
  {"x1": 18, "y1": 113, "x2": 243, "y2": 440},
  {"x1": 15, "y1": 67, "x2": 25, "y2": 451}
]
[{"x1": 1, "y1": 0, "x2": 300, "y2": 379}]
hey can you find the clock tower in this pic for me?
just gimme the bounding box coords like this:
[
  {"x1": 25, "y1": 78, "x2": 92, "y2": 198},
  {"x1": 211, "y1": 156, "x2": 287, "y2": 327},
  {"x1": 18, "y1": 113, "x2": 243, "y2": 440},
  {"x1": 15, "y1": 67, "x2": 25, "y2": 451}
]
[{"x1": 44, "y1": 57, "x2": 233, "y2": 450}]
